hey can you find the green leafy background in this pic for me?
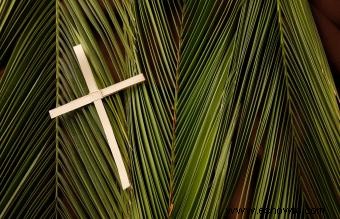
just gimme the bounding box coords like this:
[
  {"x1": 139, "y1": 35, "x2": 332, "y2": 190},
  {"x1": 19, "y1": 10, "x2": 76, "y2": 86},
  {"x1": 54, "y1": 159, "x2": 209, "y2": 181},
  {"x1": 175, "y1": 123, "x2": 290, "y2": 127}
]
[{"x1": 0, "y1": 0, "x2": 339, "y2": 218}]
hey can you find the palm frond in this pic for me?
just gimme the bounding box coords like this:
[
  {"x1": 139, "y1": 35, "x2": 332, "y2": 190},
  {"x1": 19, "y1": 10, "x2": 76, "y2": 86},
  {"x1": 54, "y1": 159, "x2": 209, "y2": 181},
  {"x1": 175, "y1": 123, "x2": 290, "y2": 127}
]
[
  {"x1": 56, "y1": 0, "x2": 138, "y2": 218},
  {"x1": 131, "y1": 0, "x2": 339, "y2": 218},
  {"x1": 0, "y1": 0, "x2": 55, "y2": 217},
  {"x1": 0, "y1": 0, "x2": 339, "y2": 218}
]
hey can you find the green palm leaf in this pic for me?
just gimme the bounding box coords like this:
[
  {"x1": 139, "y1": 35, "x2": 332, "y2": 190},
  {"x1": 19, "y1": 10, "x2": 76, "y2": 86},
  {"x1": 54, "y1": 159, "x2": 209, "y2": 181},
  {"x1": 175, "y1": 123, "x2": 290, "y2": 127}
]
[
  {"x1": 0, "y1": 0, "x2": 55, "y2": 217},
  {"x1": 0, "y1": 0, "x2": 339, "y2": 218},
  {"x1": 56, "y1": 1, "x2": 137, "y2": 218}
]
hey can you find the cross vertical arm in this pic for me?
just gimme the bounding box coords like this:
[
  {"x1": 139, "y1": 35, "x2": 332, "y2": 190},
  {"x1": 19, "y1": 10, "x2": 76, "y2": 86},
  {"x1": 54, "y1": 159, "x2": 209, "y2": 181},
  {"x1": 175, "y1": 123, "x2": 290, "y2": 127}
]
[{"x1": 73, "y1": 45, "x2": 131, "y2": 189}]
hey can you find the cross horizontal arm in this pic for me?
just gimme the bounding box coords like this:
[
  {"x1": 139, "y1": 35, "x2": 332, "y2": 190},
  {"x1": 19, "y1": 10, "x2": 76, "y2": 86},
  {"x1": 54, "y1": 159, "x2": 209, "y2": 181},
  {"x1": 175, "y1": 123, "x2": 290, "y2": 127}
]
[
  {"x1": 101, "y1": 74, "x2": 145, "y2": 97},
  {"x1": 49, "y1": 74, "x2": 145, "y2": 118},
  {"x1": 49, "y1": 91, "x2": 102, "y2": 118}
]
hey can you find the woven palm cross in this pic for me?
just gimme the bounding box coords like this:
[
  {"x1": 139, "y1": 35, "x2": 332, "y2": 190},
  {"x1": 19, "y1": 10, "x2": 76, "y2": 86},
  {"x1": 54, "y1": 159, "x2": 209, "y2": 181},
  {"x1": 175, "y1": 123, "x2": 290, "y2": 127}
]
[{"x1": 49, "y1": 44, "x2": 145, "y2": 190}]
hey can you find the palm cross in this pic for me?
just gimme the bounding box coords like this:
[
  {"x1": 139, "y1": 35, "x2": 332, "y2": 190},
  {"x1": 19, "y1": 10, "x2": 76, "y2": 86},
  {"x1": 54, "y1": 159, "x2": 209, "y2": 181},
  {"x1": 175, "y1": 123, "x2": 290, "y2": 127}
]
[{"x1": 49, "y1": 44, "x2": 145, "y2": 190}]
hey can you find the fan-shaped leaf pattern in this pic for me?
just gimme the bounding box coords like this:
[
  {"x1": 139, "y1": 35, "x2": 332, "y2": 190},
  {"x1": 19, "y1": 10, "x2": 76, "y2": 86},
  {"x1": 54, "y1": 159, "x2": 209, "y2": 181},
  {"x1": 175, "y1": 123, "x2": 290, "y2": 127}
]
[{"x1": 0, "y1": 0, "x2": 339, "y2": 218}]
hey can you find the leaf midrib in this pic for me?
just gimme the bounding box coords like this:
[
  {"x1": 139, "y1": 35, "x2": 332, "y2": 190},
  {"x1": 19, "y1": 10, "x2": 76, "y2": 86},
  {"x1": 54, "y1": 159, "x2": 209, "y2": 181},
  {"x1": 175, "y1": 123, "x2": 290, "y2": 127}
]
[
  {"x1": 276, "y1": 0, "x2": 293, "y2": 124},
  {"x1": 168, "y1": 4, "x2": 184, "y2": 217}
]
